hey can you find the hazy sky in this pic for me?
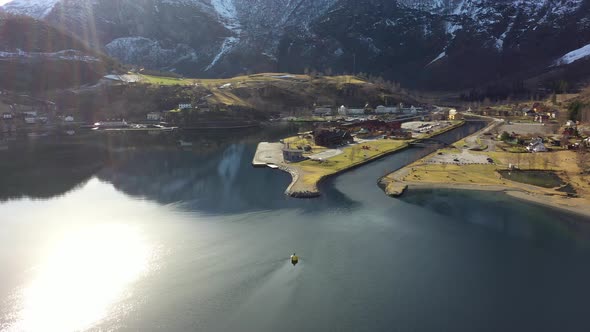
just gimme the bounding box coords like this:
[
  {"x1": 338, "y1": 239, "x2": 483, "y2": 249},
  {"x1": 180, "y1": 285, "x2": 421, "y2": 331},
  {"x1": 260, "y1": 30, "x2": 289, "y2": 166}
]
[{"x1": 0, "y1": 0, "x2": 11, "y2": 6}]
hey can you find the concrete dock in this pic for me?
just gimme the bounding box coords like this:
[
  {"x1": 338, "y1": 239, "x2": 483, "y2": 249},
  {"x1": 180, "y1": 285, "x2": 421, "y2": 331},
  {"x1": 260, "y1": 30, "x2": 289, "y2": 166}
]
[{"x1": 252, "y1": 142, "x2": 285, "y2": 166}]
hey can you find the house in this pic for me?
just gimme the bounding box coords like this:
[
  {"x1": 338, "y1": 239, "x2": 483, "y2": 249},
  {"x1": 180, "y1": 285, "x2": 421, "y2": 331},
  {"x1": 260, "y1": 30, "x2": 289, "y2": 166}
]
[
  {"x1": 430, "y1": 111, "x2": 447, "y2": 121},
  {"x1": 401, "y1": 105, "x2": 420, "y2": 115},
  {"x1": 546, "y1": 110, "x2": 559, "y2": 119},
  {"x1": 566, "y1": 120, "x2": 576, "y2": 127},
  {"x1": 147, "y1": 112, "x2": 163, "y2": 121},
  {"x1": 313, "y1": 128, "x2": 353, "y2": 147},
  {"x1": 524, "y1": 109, "x2": 536, "y2": 117},
  {"x1": 24, "y1": 117, "x2": 36, "y2": 124},
  {"x1": 375, "y1": 105, "x2": 397, "y2": 114},
  {"x1": 526, "y1": 138, "x2": 548, "y2": 153},
  {"x1": 282, "y1": 148, "x2": 306, "y2": 162},
  {"x1": 448, "y1": 109, "x2": 463, "y2": 120},
  {"x1": 313, "y1": 107, "x2": 333, "y2": 116},
  {"x1": 338, "y1": 105, "x2": 365, "y2": 116},
  {"x1": 2, "y1": 112, "x2": 13, "y2": 120},
  {"x1": 178, "y1": 103, "x2": 193, "y2": 110},
  {"x1": 64, "y1": 115, "x2": 75, "y2": 122},
  {"x1": 535, "y1": 114, "x2": 550, "y2": 123}
]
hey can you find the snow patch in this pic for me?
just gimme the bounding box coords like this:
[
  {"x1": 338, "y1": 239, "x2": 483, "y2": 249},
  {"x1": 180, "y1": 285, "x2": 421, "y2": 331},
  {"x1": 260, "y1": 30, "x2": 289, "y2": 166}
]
[
  {"x1": 0, "y1": 49, "x2": 100, "y2": 62},
  {"x1": 554, "y1": 43, "x2": 590, "y2": 66},
  {"x1": 495, "y1": 21, "x2": 514, "y2": 51},
  {"x1": 427, "y1": 51, "x2": 446, "y2": 66},
  {"x1": 105, "y1": 37, "x2": 197, "y2": 69},
  {"x1": 206, "y1": 0, "x2": 241, "y2": 71},
  {"x1": 205, "y1": 36, "x2": 238, "y2": 71},
  {"x1": 2, "y1": 0, "x2": 60, "y2": 19}
]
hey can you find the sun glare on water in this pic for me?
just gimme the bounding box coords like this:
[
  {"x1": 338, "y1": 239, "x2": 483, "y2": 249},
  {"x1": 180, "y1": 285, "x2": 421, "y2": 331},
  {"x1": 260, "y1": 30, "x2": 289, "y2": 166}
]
[{"x1": 6, "y1": 224, "x2": 152, "y2": 332}]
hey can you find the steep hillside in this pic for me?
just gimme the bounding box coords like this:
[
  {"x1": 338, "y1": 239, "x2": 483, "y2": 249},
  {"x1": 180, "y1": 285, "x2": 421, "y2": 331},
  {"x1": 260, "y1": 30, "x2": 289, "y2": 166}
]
[
  {"x1": 3, "y1": 0, "x2": 590, "y2": 91},
  {"x1": 52, "y1": 73, "x2": 419, "y2": 122},
  {"x1": 0, "y1": 13, "x2": 118, "y2": 92}
]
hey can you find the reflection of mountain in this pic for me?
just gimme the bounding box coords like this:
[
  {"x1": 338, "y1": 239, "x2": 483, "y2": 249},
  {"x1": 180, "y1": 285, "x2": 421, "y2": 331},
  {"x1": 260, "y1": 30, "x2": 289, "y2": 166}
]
[
  {"x1": 0, "y1": 144, "x2": 105, "y2": 201},
  {"x1": 97, "y1": 145, "x2": 295, "y2": 214},
  {"x1": 97, "y1": 139, "x2": 357, "y2": 214}
]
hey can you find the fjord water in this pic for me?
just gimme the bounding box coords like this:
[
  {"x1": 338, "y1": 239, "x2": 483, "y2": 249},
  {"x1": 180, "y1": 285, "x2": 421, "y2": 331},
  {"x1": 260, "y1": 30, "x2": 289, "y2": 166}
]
[{"x1": 1, "y1": 123, "x2": 590, "y2": 332}]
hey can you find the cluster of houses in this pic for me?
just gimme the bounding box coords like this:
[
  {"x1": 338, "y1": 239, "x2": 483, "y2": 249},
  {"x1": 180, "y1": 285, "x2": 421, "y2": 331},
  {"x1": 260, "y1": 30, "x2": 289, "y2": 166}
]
[
  {"x1": 0, "y1": 95, "x2": 78, "y2": 134},
  {"x1": 468, "y1": 103, "x2": 559, "y2": 123},
  {"x1": 312, "y1": 103, "x2": 425, "y2": 117},
  {"x1": 282, "y1": 119, "x2": 410, "y2": 162},
  {"x1": 146, "y1": 103, "x2": 214, "y2": 123}
]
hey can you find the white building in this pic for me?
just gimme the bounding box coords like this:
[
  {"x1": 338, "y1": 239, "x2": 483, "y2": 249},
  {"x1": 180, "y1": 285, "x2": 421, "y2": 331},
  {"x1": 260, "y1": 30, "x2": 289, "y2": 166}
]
[
  {"x1": 2, "y1": 113, "x2": 13, "y2": 120},
  {"x1": 147, "y1": 112, "x2": 162, "y2": 121},
  {"x1": 448, "y1": 109, "x2": 462, "y2": 120},
  {"x1": 375, "y1": 105, "x2": 397, "y2": 114},
  {"x1": 527, "y1": 138, "x2": 548, "y2": 153},
  {"x1": 338, "y1": 105, "x2": 348, "y2": 116},
  {"x1": 178, "y1": 103, "x2": 192, "y2": 110},
  {"x1": 64, "y1": 115, "x2": 75, "y2": 122}
]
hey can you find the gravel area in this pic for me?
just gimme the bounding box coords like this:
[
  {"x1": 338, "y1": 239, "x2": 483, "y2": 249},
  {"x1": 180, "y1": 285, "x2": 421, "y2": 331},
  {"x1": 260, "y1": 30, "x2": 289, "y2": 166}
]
[
  {"x1": 498, "y1": 122, "x2": 557, "y2": 135},
  {"x1": 426, "y1": 150, "x2": 492, "y2": 165}
]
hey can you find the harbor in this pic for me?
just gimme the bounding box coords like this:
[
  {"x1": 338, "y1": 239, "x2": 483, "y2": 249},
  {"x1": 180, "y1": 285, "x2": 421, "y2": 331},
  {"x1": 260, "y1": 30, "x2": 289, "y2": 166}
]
[{"x1": 253, "y1": 120, "x2": 468, "y2": 198}]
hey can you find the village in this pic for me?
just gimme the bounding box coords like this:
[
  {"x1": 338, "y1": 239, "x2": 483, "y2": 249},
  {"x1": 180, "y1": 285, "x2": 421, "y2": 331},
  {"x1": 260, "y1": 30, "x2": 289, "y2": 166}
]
[
  {"x1": 378, "y1": 98, "x2": 590, "y2": 217},
  {"x1": 251, "y1": 94, "x2": 590, "y2": 209},
  {"x1": 252, "y1": 102, "x2": 469, "y2": 197}
]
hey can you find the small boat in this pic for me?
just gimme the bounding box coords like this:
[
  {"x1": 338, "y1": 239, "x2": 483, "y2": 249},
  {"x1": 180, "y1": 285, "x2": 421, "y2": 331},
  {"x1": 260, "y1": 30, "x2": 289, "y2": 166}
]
[{"x1": 290, "y1": 253, "x2": 299, "y2": 266}]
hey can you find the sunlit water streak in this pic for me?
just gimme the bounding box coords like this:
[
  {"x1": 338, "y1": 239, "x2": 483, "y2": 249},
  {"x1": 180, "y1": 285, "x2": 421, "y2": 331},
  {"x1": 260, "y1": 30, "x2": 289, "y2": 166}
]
[{"x1": 4, "y1": 224, "x2": 151, "y2": 332}]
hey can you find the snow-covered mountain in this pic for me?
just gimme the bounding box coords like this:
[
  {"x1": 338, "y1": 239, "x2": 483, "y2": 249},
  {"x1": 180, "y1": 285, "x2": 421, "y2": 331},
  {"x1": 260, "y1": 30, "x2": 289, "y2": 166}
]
[
  {"x1": 2, "y1": 0, "x2": 60, "y2": 19},
  {"x1": 3, "y1": 0, "x2": 590, "y2": 88}
]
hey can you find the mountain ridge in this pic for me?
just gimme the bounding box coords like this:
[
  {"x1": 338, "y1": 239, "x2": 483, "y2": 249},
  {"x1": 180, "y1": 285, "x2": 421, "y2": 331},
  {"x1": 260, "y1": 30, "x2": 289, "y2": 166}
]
[{"x1": 2, "y1": 0, "x2": 590, "y2": 90}]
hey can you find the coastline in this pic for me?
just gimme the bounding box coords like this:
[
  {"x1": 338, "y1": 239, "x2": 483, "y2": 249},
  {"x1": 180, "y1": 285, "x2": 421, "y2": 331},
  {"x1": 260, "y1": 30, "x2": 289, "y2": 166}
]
[
  {"x1": 254, "y1": 120, "x2": 467, "y2": 198},
  {"x1": 379, "y1": 116, "x2": 590, "y2": 218},
  {"x1": 388, "y1": 181, "x2": 590, "y2": 219},
  {"x1": 286, "y1": 142, "x2": 411, "y2": 197}
]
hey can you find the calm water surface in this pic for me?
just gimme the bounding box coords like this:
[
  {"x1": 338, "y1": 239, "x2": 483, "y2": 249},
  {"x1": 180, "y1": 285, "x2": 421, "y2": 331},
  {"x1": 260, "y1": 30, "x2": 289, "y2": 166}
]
[{"x1": 1, "y1": 123, "x2": 590, "y2": 332}]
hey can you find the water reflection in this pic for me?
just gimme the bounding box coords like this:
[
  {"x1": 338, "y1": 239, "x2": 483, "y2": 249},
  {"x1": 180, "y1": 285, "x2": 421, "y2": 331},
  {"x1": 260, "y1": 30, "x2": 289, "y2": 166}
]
[
  {"x1": 0, "y1": 144, "x2": 104, "y2": 201},
  {"x1": 401, "y1": 189, "x2": 590, "y2": 247},
  {"x1": 5, "y1": 224, "x2": 151, "y2": 332}
]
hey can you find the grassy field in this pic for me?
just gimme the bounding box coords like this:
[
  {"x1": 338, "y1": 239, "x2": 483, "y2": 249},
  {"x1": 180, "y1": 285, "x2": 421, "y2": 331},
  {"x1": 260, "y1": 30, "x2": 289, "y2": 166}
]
[
  {"x1": 296, "y1": 140, "x2": 409, "y2": 186},
  {"x1": 138, "y1": 73, "x2": 366, "y2": 88},
  {"x1": 388, "y1": 149, "x2": 589, "y2": 198},
  {"x1": 137, "y1": 72, "x2": 382, "y2": 110}
]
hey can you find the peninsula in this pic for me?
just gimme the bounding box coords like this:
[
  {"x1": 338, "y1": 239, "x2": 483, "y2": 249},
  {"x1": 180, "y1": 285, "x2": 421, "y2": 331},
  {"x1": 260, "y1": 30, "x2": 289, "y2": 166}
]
[{"x1": 254, "y1": 118, "x2": 465, "y2": 197}]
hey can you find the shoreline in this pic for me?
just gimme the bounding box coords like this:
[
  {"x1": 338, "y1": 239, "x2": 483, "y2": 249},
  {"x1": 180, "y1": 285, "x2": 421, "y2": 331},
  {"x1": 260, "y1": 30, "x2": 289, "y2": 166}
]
[
  {"x1": 284, "y1": 120, "x2": 467, "y2": 197},
  {"x1": 286, "y1": 142, "x2": 411, "y2": 198},
  {"x1": 379, "y1": 116, "x2": 590, "y2": 218},
  {"x1": 391, "y1": 181, "x2": 590, "y2": 219}
]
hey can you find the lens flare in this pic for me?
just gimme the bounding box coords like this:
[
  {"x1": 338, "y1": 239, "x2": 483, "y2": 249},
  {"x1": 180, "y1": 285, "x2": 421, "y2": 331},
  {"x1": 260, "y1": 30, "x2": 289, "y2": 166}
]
[{"x1": 6, "y1": 224, "x2": 151, "y2": 332}]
